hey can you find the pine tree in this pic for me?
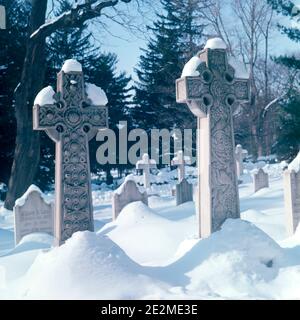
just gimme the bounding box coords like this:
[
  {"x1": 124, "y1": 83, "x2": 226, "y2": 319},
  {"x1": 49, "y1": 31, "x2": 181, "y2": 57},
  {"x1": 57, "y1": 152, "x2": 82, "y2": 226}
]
[
  {"x1": 268, "y1": 0, "x2": 300, "y2": 160},
  {"x1": 133, "y1": 0, "x2": 207, "y2": 132},
  {"x1": 0, "y1": 0, "x2": 30, "y2": 186}
]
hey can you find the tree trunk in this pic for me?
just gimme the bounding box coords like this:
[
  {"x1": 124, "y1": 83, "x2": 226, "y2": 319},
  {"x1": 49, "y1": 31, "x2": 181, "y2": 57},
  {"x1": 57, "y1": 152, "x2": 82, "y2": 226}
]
[{"x1": 4, "y1": 0, "x2": 47, "y2": 210}]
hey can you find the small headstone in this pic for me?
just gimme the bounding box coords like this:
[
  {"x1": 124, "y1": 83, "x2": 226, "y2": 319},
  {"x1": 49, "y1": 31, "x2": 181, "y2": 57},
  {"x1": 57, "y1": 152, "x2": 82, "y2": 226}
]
[
  {"x1": 14, "y1": 185, "x2": 54, "y2": 245},
  {"x1": 176, "y1": 178, "x2": 193, "y2": 206},
  {"x1": 284, "y1": 153, "x2": 300, "y2": 235},
  {"x1": 136, "y1": 154, "x2": 157, "y2": 189},
  {"x1": 0, "y1": 6, "x2": 5, "y2": 30},
  {"x1": 235, "y1": 145, "x2": 248, "y2": 178},
  {"x1": 112, "y1": 179, "x2": 148, "y2": 220},
  {"x1": 253, "y1": 168, "x2": 269, "y2": 193}
]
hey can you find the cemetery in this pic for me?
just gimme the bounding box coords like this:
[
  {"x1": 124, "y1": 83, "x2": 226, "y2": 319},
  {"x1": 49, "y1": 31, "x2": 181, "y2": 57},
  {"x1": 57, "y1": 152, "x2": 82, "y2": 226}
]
[{"x1": 0, "y1": 0, "x2": 300, "y2": 301}]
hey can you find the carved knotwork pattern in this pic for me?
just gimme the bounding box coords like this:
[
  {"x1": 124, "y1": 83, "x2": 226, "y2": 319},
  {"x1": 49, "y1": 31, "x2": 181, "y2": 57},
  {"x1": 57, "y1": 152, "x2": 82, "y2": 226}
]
[{"x1": 33, "y1": 69, "x2": 108, "y2": 244}]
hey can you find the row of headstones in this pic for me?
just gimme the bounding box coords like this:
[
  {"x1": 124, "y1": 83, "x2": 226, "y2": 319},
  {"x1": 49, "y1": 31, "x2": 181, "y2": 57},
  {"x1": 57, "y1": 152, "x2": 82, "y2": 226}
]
[{"x1": 14, "y1": 147, "x2": 269, "y2": 244}]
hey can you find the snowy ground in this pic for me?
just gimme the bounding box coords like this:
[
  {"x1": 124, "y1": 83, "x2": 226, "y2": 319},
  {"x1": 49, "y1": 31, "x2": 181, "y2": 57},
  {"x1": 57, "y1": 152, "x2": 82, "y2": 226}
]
[{"x1": 1, "y1": 162, "x2": 300, "y2": 300}]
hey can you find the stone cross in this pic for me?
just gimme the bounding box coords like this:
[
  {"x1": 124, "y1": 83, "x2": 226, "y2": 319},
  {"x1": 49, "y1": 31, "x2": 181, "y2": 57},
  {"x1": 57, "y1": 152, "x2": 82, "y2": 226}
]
[
  {"x1": 33, "y1": 60, "x2": 108, "y2": 245},
  {"x1": 0, "y1": 5, "x2": 5, "y2": 30},
  {"x1": 235, "y1": 145, "x2": 248, "y2": 178},
  {"x1": 171, "y1": 151, "x2": 191, "y2": 182},
  {"x1": 253, "y1": 168, "x2": 269, "y2": 193},
  {"x1": 176, "y1": 38, "x2": 250, "y2": 238},
  {"x1": 136, "y1": 154, "x2": 157, "y2": 189}
]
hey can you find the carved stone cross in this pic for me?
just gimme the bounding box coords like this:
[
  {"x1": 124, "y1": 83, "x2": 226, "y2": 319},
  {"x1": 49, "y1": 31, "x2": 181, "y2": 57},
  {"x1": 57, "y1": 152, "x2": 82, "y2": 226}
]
[
  {"x1": 171, "y1": 151, "x2": 191, "y2": 182},
  {"x1": 136, "y1": 154, "x2": 157, "y2": 189},
  {"x1": 33, "y1": 60, "x2": 108, "y2": 245},
  {"x1": 176, "y1": 38, "x2": 250, "y2": 238},
  {"x1": 235, "y1": 145, "x2": 248, "y2": 178}
]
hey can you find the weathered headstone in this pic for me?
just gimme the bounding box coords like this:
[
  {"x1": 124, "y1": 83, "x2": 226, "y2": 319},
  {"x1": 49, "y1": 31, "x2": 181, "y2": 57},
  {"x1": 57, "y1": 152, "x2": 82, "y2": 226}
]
[
  {"x1": 235, "y1": 144, "x2": 248, "y2": 178},
  {"x1": 136, "y1": 154, "x2": 157, "y2": 189},
  {"x1": 171, "y1": 150, "x2": 191, "y2": 182},
  {"x1": 176, "y1": 178, "x2": 193, "y2": 206},
  {"x1": 284, "y1": 170, "x2": 300, "y2": 235},
  {"x1": 112, "y1": 179, "x2": 148, "y2": 220},
  {"x1": 284, "y1": 152, "x2": 300, "y2": 235},
  {"x1": 33, "y1": 59, "x2": 108, "y2": 245},
  {"x1": 176, "y1": 38, "x2": 250, "y2": 238},
  {"x1": 0, "y1": 5, "x2": 5, "y2": 30},
  {"x1": 253, "y1": 168, "x2": 269, "y2": 193},
  {"x1": 14, "y1": 185, "x2": 54, "y2": 245}
]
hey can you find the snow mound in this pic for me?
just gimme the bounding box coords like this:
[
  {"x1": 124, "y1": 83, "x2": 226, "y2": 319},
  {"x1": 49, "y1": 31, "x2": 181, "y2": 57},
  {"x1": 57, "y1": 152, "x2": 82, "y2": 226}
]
[
  {"x1": 34, "y1": 86, "x2": 55, "y2": 106},
  {"x1": 61, "y1": 59, "x2": 82, "y2": 73},
  {"x1": 288, "y1": 151, "x2": 300, "y2": 172},
  {"x1": 19, "y1": 231, "x2": 166, "y2": 299},
  {"x1": 204, "y1": 37, "x2": 227, "y2": 50},
  {"x1": 85, "y1": 83, "x2": 108, "y2": 106},
  {"x1": 101, "y1": 201, "x2": 195, "y2": 266},
  {"x1": 166, "y1": 219, "x2": 284, "y2": 299},
  {"x1": 14, "y1": 185, "x2": 51, "y2": 207}
]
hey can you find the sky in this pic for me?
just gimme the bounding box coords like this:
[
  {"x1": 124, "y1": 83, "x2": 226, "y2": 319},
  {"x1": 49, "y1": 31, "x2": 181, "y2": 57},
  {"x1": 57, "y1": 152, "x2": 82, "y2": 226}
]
[{"x1": 46, "y1": 1, "x2": 300, "y2": 80}]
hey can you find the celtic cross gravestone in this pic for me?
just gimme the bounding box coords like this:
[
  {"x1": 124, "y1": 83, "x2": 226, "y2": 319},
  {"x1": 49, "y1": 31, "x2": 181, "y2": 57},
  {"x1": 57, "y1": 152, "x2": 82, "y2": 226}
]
[
  {"x1": 176, "y1": 38, "x2": 250, "y2": 238},
  {"x1": 33, "y1": 60, "x2": 108, "y2": 245}
]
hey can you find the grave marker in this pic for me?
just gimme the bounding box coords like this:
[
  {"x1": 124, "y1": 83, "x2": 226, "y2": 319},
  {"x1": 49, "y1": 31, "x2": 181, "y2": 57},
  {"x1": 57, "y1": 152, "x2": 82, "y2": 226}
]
[
  {"x1": 176, "y1": 38, "x2": 250, "y2": 238},
  {"x1": 253, "y1": 168, "x2": 269, "y2": 193},
  {"x1": 136, "y1": 154, "x2": 157, "y2": 189},
  {"x1": 112, "y1": 179, "x2": 148, "y2": 220},
  {"x1": 14, "y1": 185, "x2": 54, "y2": 245},
  {"x1": 33, "y1": 59, "x2": 108, "y2": 245},
  {"x1": 235, "y1": 144, "x2": 248, "y2": 178}
]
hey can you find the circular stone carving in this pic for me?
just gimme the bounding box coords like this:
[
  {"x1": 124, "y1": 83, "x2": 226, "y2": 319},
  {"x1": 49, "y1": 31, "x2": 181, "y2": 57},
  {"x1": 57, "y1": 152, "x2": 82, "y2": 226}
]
[
  {"x1": 65, "y1": 109, "x2": 82, "y2": 126},
  {"x1": 202, "y1": 70, "x2": 213, "y2": 84}
]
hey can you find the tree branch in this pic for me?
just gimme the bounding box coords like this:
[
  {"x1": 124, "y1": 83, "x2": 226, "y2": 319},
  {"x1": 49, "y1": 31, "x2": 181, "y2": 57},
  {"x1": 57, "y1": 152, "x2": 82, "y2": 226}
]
[{"x1": 30, "y1": 0, "x2": 132, "y2": 42}]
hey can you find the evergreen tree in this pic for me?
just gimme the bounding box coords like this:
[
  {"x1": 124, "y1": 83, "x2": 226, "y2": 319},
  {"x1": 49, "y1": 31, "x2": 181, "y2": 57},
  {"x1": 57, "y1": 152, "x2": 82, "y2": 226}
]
[
  {"x1": 0, "y1": 0, "x2": 30, "y2": 186},
  {"x1": 268, "y1": 0, "x2": 300, "y2": 160}
]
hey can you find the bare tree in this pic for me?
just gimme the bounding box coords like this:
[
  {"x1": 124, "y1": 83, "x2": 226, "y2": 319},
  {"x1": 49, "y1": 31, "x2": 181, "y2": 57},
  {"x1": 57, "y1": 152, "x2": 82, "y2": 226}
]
[{"x1": 4, "y1": 0, "x2": 143, "y2": 210}]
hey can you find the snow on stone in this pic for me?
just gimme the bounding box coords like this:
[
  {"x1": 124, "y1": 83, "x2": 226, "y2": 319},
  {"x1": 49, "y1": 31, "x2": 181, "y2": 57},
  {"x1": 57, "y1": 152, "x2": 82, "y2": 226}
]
[
  {"x1": 14, "y1": 185, "x2": 52, "y2": 207},
  {"x1": 288, "y1": 151, "x2": 300, "y2": 172},
  {"x1": 61, "y1": 59, "x2": 82, "y2": 73},
  {"x1": 34, "y1": 86, "x2": 55, "y2": 106},
  {"x1": 181, "y1": 56, "x2": 201, "y2": 77},
  {"x1": 114, "y1": 174, "x2": 136, "y2": 195},
  {"x1": 204, "y1": 37, "x2": 227, "y2": 50},
  {"x1": 85, "y1": 83, "x2": 108, "y2": 106}
]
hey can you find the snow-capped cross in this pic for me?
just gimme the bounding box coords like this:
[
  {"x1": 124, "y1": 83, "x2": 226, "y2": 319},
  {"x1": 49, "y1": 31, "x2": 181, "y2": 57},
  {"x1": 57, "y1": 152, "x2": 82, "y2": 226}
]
[
  {"x1": 136, "y1": 154, "x2": 157, "y2": 189},
  {"x1": 171, "y1": 151, "x2": 191, "y2": 182},
  {"x1": 176, "y1": 38, "x2": 250, "y2": 238},
  {"x1": 33, "y1": 59, "x2": 108, "y2": 245}
]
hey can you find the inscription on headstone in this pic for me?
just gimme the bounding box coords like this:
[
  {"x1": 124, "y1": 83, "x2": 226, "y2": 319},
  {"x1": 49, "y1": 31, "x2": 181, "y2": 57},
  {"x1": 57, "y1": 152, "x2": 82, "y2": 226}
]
[
  {"x1": 33, "y1": 60, "x2": 108, "y2": 245},
  {"x1": 176, "y1": 38, "x2": 250, "y2": 238},
  {"x1": 253, "y1": 168, "x2": 269, "y2": 193},
  {"x1": 112, "y1": 179, "x2": 148, "y2": 220},
  {"x1": 14, "y1": 185, "x2": 54, "y2": 245}
]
